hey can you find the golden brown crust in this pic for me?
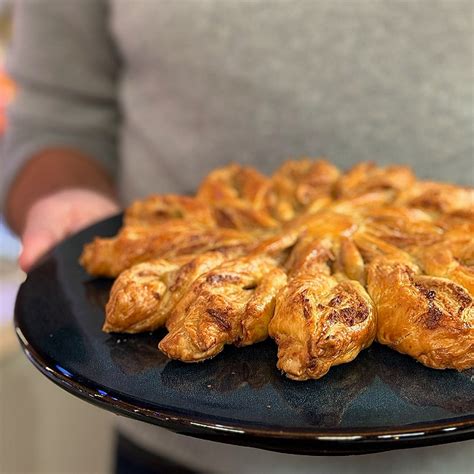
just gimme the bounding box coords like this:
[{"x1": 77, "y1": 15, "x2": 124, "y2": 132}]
[
  {"x1": 124, "y1": 194, "x2": 215, "y2": 227},
  {"x1": 360, "y1": 206, "x2": 444, "y2": 248},
  {"x1": 367, "y1": 259, "x2": 473, "y2": 370},
  {"x1": 80, "y1": 159, "x2": 474, "y2": 378},
  {"x1": 396, "y1": 181, "x2": 474, "y2": 218},
  {"x1": 210, "y1": 202, "x2": 278, "y2": 231},
  {"x1": 265, "y1": 158, "x2": 340, "y2": 221},
  {"x1": 268, "y1": 238, "x2": 376, "y2": 380},
  {"x1": 269, "y1": 273, "x2": 376, "y2": 380},
  {"x1": 197, "y1": 164, "x2": 271, "y2": 208},
  {"x1": 335, "y1": 162, "x2": 415, "y2": 200},
  {"x1": 159, "y1": 255, "x2": 287, "y2": 361},
  {"x1": 333, "y1": 237, "x2": 366, "y2": 285},
  {"x1": 197, "y1": 164, "x2": 278, "y2": 230},
  {"x1": 80, "y1": 222, "x2": 253, "y2": 277},
  {"x1": 104, "y1": 253, "x2": 228, "y2": 333},
  {"x1": 104, "y1": 258, "x2": 187, "y2": 333},
  {"x1": 408, "y1": 240, "x2": 474, "y2": 294}
]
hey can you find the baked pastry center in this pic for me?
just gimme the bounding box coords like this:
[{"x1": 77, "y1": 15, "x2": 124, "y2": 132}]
[{"x1": 80, "y1": 160, "x2": 474, "y2": 380}]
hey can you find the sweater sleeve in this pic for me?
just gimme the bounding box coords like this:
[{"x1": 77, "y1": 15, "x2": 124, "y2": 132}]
[{"x1": 0, "y1": 0, "x2": 120, "y2": 208}]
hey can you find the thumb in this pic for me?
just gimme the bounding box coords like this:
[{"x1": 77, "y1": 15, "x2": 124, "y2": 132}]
[{"x1": 19, "y1": 227, "x2": 59, "y2": 272}]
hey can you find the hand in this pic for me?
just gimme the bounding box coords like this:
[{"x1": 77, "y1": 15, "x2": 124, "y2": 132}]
[{"x1": 19, "y1": 188, "x2": 120, "y2": 272}]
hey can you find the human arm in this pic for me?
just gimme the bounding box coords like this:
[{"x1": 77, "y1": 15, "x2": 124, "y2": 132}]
[
  {"x1": 1, "y1": 0, "x2": 121, "y2": 270},
  {"x1": 5, "y1": 150, "x2": 119, "y2": 271}
]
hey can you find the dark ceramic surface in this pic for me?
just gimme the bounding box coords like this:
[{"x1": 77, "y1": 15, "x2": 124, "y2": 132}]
[{"x1": 14, "y1": 215, "x2": 474, "y2": 455}]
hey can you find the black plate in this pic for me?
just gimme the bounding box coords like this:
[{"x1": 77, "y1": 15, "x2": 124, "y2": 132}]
[{"x1": 14, "y1": 215, "x2": 474, "y2": 455}]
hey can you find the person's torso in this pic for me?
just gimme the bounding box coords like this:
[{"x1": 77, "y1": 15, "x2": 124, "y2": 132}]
[
  {"x1": 107, "y1": 2, "x2": 473, "y2": 471},
  {"x1": 110, "y1": 0, "x2": 473, "y2": 203}
]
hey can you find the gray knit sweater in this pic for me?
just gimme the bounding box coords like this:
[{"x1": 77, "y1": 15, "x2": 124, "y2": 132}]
[
  {"x1": 2, "y1": 0, "x2": 473, "y2": 207},
  {"x1": 2, "y1": 1, "x2": 473, "y2": 472}
]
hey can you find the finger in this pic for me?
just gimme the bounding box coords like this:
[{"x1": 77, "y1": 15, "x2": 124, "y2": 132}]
[{"x1": 19, "y1": 228, "x2": 58, "y2": 272}]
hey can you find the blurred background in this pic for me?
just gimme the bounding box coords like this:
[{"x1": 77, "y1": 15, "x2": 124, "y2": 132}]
[{"x1": 0, "y1": 3, "x2": 113, "y2": 473}]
